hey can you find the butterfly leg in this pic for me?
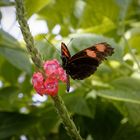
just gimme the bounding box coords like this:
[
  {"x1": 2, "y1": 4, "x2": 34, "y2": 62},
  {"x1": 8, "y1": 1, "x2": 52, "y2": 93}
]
[{"x1": 66, "y1": 74, "x2": 70, "y2": 92}]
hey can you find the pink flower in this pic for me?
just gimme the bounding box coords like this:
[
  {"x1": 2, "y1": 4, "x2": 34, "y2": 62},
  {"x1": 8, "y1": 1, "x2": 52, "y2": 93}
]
[
  {"x1": 32, "y1": 72, "x2": 46, "y2": 95},
  {"x1": 32, "y1": 72, "x2": 44, "y2": 86},
  {"x1": 43, "y1": 59, "x2": 67, "y2": 81},
  {"x1": 58, "y1": 67, "x2": 67, "y2": 82},
  {"x1": 43, "y1": 59, "x2": 60, "y2": 77},
  {"x1": 32, "y1": 59, "x2": 67, "y2": 96},
  {"x1": 44, "y1": 78, "x2": 58, "y2": 96}
]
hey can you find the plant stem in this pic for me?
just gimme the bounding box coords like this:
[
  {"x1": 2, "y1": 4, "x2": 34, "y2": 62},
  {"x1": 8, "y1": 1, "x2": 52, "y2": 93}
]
[
  {"x1": 15, "y1": 0, "x2": 43, "y2": 70},
  {"x1": 123, "y1": 36, "x2": 140, "y2": 71},
  {"x1": 15, "y1": 0, "x2": 83, "y2": 139},
  {"x1": 52, "y1": 95, "x2": 83, "y2": 140}
]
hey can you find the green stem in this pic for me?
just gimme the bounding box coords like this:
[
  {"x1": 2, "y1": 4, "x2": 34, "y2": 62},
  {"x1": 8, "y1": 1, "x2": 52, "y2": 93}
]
[
  {"x1": 52, "y1": 95, "x2": 83, "y2": 140},
  {"x1": 123, "y1": 36, "x2": 140, "y2": 71},
  {"x1": 15, "y1": 0, "x2": 42, "y2": 69},
  {"x1": 118, "y1": 20, "x2": 140, "y2": 72},
  {"x1": 15, "y1": 0, "x2": 83, "y2": 139}
]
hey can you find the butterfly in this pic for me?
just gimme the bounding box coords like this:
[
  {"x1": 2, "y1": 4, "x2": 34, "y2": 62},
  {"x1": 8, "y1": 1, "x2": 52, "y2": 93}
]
[{"x1": 61, "y1": 42, "x2": 114, "y2": 92}]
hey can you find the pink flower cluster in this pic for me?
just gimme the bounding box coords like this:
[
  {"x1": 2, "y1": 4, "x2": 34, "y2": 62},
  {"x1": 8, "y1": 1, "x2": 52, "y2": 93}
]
[{"x1": 32, "y1": 59, "x2": 67, "y2": 96}]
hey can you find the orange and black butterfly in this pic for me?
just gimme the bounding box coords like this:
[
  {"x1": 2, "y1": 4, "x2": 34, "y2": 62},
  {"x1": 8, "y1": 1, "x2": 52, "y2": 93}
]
[{"x1": 61, "y1": 42, "x2": 114, "y2": 92}]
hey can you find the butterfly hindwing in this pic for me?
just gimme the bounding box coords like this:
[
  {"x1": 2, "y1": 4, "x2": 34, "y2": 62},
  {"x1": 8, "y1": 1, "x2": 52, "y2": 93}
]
[
  {"x1": 67, "y1": 57, "x2": 99, "y2": 80},
  {"x1": 66, "y1": 42, "x2": 114, "y2": 79}
]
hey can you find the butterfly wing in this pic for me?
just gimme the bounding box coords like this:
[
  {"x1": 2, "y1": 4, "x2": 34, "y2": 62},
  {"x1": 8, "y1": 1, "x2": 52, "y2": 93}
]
[
  {"x1": 70, "y1": 42, "x2": 113, "y2": 62},
  {"x1": 61, "y1": 42, "x2": 71, "y2": 59},
  {"x1": 67, "y1": 57, "x2": 99, "y2": 80},
  {"x1": 61, "y1": 42, "x2": 71, "y2": 92},
  {"x1": 66, "y1": 42, "x2": 114, "y2": 80}
]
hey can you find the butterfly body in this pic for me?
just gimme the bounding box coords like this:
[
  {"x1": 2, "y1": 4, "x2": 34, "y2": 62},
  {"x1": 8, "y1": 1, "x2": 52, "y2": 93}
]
[{"x1": 61, "y1": 42, "x2": 114, "y2": 91}]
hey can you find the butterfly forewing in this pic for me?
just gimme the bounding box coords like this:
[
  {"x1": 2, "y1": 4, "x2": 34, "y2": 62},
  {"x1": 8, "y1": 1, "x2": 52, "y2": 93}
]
[
  {"x1": 70, "y1": 42, "x2": 113, "y2": 62},
  {"x1": 61, "y1": 42, "x2": 71, "y2": 92},
  {"x1": 61, "y1": 42, "x2": 71, "y2": 59}
]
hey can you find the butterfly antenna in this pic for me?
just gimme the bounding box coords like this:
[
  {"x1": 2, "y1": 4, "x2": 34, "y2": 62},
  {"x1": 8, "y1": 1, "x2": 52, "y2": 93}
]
[
  {"x1": 67, "y1": 38, "x2": 74, "y2": 47},
  {"x1": 42, "y1": 35, "x2": 60, "y2": 55},
  {"x1": 43, "y1": 35, "x2": 55, "y2": 47}
]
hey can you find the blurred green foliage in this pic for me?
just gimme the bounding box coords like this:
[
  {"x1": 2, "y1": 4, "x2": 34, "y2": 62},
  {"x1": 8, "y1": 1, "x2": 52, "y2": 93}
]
[{"x1": 0, "y1": 0, "x2": 140, "y2": 139}]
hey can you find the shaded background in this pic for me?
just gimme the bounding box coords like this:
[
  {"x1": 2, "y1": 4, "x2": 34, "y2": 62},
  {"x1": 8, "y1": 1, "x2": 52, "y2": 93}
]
[{"x1": 0, "y1": 0, "x2": 140, "y2": 140}]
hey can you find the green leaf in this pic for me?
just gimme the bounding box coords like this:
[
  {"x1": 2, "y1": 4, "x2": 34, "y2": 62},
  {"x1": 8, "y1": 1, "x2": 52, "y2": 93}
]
[
  {"x1": 111, "y1": 77, "x2": 140, "y2": 91},
  {"x1": 124, "y1": 103, "x2": 140, "y2": 125},
  {"x1": 0, "y1": 60, "x2": 21, "y2": 84},
  {"x1": 64, "y1": 94, "x2": 94, "y2": 118},
  {"x1": 125, "y1": 0, "x2": 140, "y2": 20},
  {"x1": 0, "y1": 29, "x2": 20, "y2": 49},
  {"x1": 113, "y1": 101, "x2": 140, "y2": 126},
  {"x1": 128, "y1": 27, "x2": 140, "y2": 52},
  {"x1": 112, "y1": 123, "x2": 140, "y2": 140},
  {"x1": 97, "y1": 77, "x2": 140, "y2": 104},
  {"x1": 34, "y1": 103, "x2": 60, "y2": 135},
  {"x1": 0, "y1": 30, "x2": 32, "y2": 74},
  {"x1": 80, "y1": 0, "x2": 120, "y2": 28},
  {"x1": 115, "y1": 0, "x2": 132, "y2": 20},
  {"x1": 98, "y1": 89, "x2": 140, "y2": 104},
  {"x1": 0, "y1": 112, "x2": 37, "y2": 139},
  {"x1": 0, "y1": 0, "x2": 14, "y2": 6},
  {"x1": 20, "y1": 75, "x2": 32, "y2": 94},
  {"x1": 0, "y1": 47, "x2": 32, "y2": 75},
  {"x1": 0, "y1": 86, "x2": 19, "y2": 111},
  {"x1": 25, "y1": 0, "x2": 50, "y2": 17},
  {"x1": 83, "y1": 98, "x2": 122, "y2": 140},
  {"x1": 38, "y1": 0, "x2": 76, "y2": 31},
  {"x1": 35, "y1": 40, "x2": 59, "y2": 60},
  {"x1": 83, "y1": 17, "x2": 116, "y2": 34}
]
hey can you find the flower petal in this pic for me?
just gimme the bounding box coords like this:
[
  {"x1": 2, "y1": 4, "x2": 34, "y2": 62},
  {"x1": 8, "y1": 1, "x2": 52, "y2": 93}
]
[
  {"x1": 43, "y1": 59, "x2": 60, "y2": 76},
  {"x1": 44, "y1": 78, "x2": 58, "y2": 96}
]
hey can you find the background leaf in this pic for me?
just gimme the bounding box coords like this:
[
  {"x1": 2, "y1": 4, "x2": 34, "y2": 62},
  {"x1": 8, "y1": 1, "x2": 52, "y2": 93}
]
[
  {"x1": 0, "y1": 30, "x2": 32, "y2": 74},
  {"x1": 25, "y1": 0, "x2": 50, "y2": 17}
]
